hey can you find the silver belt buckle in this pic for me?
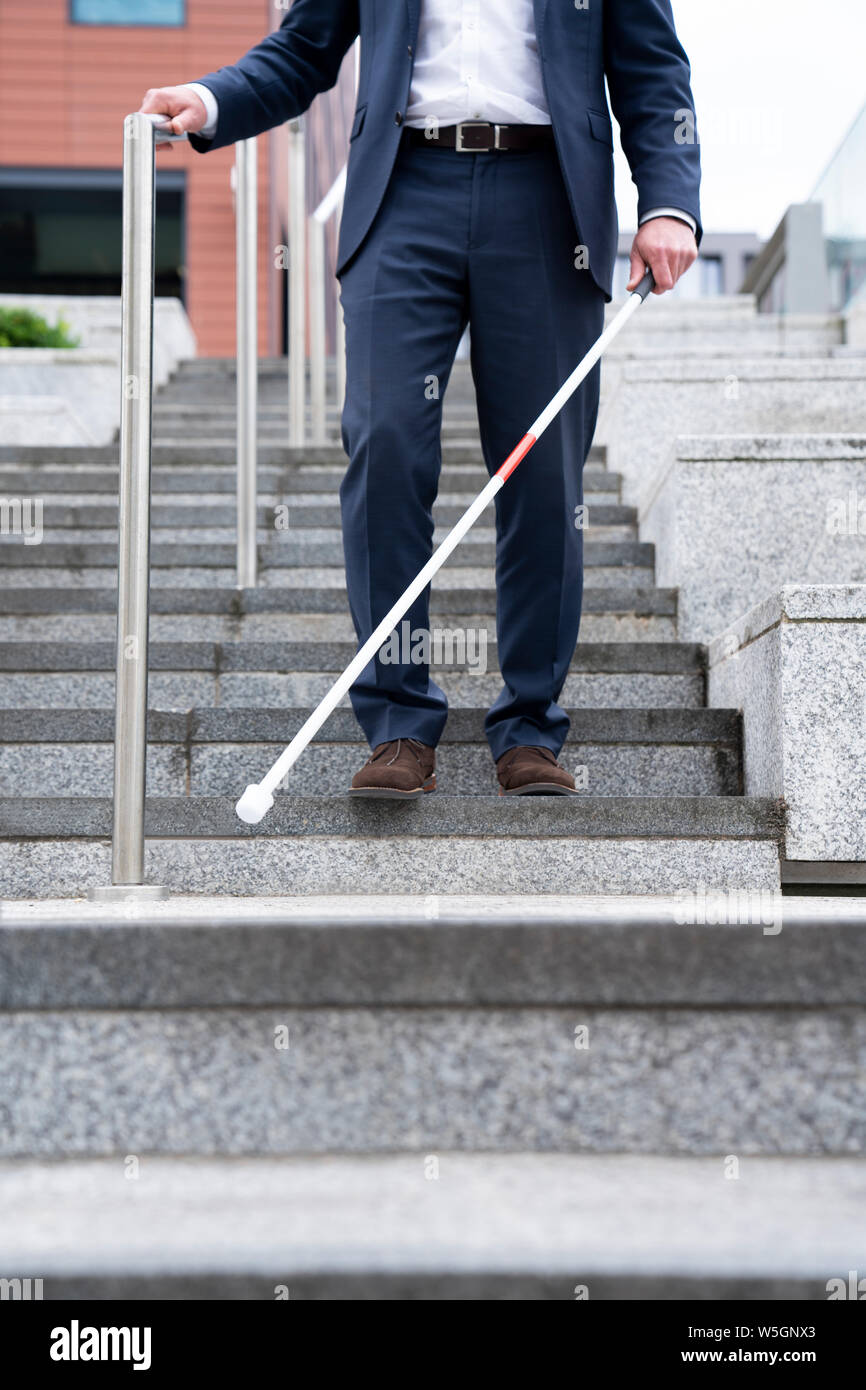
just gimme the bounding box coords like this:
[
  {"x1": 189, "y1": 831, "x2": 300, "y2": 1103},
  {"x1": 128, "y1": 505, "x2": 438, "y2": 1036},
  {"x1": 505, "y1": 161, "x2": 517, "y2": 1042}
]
[{"x1": 455, "y1": 120, "x2": 493, "y2": 152}]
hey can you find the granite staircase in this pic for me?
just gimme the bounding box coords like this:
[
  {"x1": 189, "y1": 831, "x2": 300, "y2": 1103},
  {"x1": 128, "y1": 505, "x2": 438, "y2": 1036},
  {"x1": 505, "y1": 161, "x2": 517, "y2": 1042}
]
[
  {"x1": 0, "y1": 354, "x2": 781, "y2": 897},
  {"x1": 0, "y1": 358, "x2": 861, "y2": 1300}
]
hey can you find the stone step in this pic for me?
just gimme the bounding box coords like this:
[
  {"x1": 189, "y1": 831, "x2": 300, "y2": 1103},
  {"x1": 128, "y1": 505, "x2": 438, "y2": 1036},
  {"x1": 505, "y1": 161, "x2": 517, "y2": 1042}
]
[
  {"x1": 6, "y1": 488, "x2": 534, "y2": 509},
  {"x1": 4, "y1": 482, "x2": 621, "y2": 513},
  {"x1": 7, "y1": 895, "x2": 864, "y2": 1160},
  {"x1": 150, "y1": 394, "x2": 473, "y2": 407},
  {"x1": 2, "y1": 794, "x2": 774, "y2": 838},
  {"x1": 149, "y1": 411, "x2": 484, "y2": 428},
  {"x1": 0, "y1": 665, "x2": 701, "y2": 709},
  {"x1": 149, "y1": 435, "x2": 519, "y2": 452},
  {"x1": 151, "y1": 393, "x2": 476, "y2": 407},
  {"x1": 2, "y1": 744, "x2": 734, "y2": 798},
  {"x1": 0, "y1": 705, "x2": 736, "y2": 744},
  {"x1": 0, "y1": 638, "x2": 700, "y2": 673},
  {"x1": 149, "y1": 419, "x2": 481, "y2": 439},
  {"x1": 0, "y1": 796, "x2": 782, "y2": 897},
  {"x1": 148, "y1": 410, "x2": 476, "y2": 425},
  {"x1": 0, "y1": 609, "x2": 676, "y2": 645},
  {"x1": 158, "y1": 364, "x2": 474, "y2": 383},
  {"x1": 0, "y1": 638, "x2": 701, "y2": 711},
  {"x1": 0, "y1": 1152, "x2": 858, "y2": 1297},
  {"x1": 152, "y1": 391, "x2": 478, "y2": 409},
  {"x1": 165, "y1": 354, "x2": 469, "y2": 375},
  {"x1": 0, "y1": 538, "x2": 654, "y2": 570},
  {"x1": 0, "y1": 582, "x2": 672, "y2": 616},
  {"x1": 0, "y1": 446, "x2": 613, "y2": 484},
  {"x1": 1, "y1": 896, "x2": 861, "y2": 1167},
  {"x1": 152, "y1": 379, "x2": 474, "y2": 395},
  {"x1": 0, "y1": 707, "x2": 741, "y2": 797},
  {"x1": 3, "y1": 522, "x2": 638, "y2": 548},
  {"x1": 0, "y1": 467, "x2": 621, "y2": 504},
  {"x1": 22, "y1": 489, "x2": 608, "y2": 511},
  {"x1": 5, "y1": 892, "x2": 862, "y2": 1008},
  {"x1": 0, "y1": 441, "x2": 606, "y2": 470},
  {"x1": 155, "y1": 434, "x2": 472, "y2": 449},
  {"x1": 0, "y1": 1007, "x2": 859, "y2": 1161},
  {"x1": 32, "y1": 500, "x2": 638, "y2": 530},
  {"x1": 0, "y1": 565, "x2": 656, "y2": 592}
]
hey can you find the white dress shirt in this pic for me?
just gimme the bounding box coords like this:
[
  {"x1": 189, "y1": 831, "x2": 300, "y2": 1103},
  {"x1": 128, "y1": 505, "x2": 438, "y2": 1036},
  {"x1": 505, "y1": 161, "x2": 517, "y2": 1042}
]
[
  {"x1": 404, "y1": 0, "x2": 550, "y2": 126},
  {"x1": 184, "y1": 0, "x2": 696, "y2": 236}
]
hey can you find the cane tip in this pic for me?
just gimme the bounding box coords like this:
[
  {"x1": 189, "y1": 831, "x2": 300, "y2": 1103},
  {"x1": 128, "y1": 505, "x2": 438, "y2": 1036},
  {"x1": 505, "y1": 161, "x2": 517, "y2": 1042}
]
[{"x1": 235, "y1": 784, "x2": 274, "y2": 824}]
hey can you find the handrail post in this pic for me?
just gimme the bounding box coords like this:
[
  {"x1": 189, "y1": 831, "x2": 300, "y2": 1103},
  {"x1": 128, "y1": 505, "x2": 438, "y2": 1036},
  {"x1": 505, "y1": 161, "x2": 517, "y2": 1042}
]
[
  {"x1": 310, "y1": 170, "x2": 348, "y2": 443},
  {"x1": 90, "y1": 111, "x2": 166, "y2": 900},
  {"x1": 288, "y1": 117, "x2": 306, "y2": 447},
  {"x1": 235, "y1": 137, "x2": 258, "y2": 588},
  {"x1": 335, "y1": 192, "x2": 346, "y2": 418},
  {"x1": 309, "y1": 215, "x2": 327, "y2": 444}
]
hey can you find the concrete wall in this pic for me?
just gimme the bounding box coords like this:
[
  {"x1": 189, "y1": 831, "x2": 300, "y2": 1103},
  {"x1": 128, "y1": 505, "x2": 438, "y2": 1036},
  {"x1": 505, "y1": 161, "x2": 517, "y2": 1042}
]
[
  {"x1": 601, "y1": 359, "x2": 866, "y2": 511},
  {"x1": 709, "y1": 586, "x2": 866, "y2": 867},
  {"x1": 0, "y1": 0, "x2": 273, "y2": 355},
  {"x1": 0, "y1": 294, "x2": 196, "y2": 445},
  {"x1": 642, "y1": 435, "x2": 866, "y2": 642}
]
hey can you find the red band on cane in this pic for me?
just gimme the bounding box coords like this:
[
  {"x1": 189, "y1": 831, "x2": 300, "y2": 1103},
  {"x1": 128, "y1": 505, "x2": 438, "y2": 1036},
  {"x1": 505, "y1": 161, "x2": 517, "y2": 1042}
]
[{"x1": 496, "y1": 432, "x2": 536, "y2": 482}]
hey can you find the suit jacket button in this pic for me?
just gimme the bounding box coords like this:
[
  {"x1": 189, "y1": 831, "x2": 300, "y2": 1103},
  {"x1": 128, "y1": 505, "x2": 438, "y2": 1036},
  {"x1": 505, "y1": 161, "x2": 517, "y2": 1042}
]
[
  {"x1": 394, "y1": 111, "x2": 403, "y2": 125},
  {"x1": 407, "y1": 45, "x2": 413, "y2": 56}
]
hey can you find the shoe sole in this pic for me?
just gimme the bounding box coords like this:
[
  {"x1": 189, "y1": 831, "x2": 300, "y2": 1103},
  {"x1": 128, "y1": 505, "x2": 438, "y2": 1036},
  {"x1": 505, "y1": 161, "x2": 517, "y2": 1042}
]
[
  {"x1": 348, "y1": 778, "x2": 437, "y2": 800},
  {"x1": 499, "y1": 783, "x2": 578, "y2": 796}
]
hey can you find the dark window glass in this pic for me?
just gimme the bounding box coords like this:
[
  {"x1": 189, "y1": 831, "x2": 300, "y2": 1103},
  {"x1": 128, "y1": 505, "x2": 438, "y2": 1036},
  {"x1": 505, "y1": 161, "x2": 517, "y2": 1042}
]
[{"x1": 0, "y1": 172, "x2": 185, "y2": 300}]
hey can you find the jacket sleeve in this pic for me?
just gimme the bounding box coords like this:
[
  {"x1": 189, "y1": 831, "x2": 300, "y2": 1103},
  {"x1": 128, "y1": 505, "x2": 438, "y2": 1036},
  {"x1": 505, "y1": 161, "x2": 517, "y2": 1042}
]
[
  {"x1": 188, "y1": 0, "x2": 359, "y2": 153},
  {"x1": 603, "y1": 0, "x2": 702, "y2": 242}
]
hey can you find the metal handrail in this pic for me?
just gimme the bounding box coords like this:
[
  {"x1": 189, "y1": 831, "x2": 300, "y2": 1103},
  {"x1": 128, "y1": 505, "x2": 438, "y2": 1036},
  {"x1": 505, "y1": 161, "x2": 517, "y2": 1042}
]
[
  {"x1": 287, "y1": 123, "x2": 349, "y2": 447},
  {"x1": 310, "y1": 165, "x2": 347, "y2": 445},
  {"x1": 287, "y1": 118, "x2": 306, "y2": 447},
  {"x1": 284, "y1": 38, "x2": 359, "y2": 445},
  {"x1": 90, "y1": 111, "x2": 259, "y2": 898},
  {"x1": 234, "y1": 138, "x2": 258, "y2": 588}
]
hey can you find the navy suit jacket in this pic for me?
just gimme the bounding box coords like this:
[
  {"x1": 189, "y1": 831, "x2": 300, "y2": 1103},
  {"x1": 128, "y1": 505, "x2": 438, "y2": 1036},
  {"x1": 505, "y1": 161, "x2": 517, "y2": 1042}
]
[{"x1": 189, "y1": 0, "x2": 702, "y2": 298}]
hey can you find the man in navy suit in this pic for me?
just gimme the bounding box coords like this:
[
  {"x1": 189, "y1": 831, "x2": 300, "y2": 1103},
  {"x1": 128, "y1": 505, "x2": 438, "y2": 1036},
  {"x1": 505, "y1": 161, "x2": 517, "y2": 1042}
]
[{"x1": 142, "y1": 0, "x2": 700, "y2": 798}]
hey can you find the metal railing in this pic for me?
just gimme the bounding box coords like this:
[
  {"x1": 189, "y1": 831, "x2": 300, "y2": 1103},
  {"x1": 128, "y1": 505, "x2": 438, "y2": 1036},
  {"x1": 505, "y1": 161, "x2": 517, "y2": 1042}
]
[
  {"x1": 234, "y1": 137, "x2": 259, "y2": 587},
  {"x1": 310, "y1": 164, "x2": 347, "y2": 445},
  {"x1": 285, "y1": 36, "x2": 357, "y2": 446},
  {"x1": 287, "y1": 122, "x2": 348, "y2": 447},
  {"x1": 91, "y1": 107, "x2": 346, "y2": 895},
  {"x1": 287, "y1": 118, "x2": 307, "y2": 447},
  {"x1": 90, "y1": 111, "x2": 259, "y2": 898}
]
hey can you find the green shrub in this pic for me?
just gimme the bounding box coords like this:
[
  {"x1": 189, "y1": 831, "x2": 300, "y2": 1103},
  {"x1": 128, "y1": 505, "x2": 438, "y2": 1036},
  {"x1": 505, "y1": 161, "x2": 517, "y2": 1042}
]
[{"x1": 0, "y1": 307, "x2": 81, "y2": 349}]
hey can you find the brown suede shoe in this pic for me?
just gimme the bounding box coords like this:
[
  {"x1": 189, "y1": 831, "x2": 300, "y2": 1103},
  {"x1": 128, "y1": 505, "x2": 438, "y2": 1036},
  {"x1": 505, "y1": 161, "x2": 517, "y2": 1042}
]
[
  {"x1": 496, "y1": 745, "x2": 577, "y2": 796},
  {"x1": 349, "y1": 738, "x2": 436, "y2": 799}
]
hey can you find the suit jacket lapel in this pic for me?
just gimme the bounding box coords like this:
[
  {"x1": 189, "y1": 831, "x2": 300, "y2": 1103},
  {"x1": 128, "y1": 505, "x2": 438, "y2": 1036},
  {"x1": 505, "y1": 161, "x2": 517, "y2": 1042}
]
[{"x1": 406, "y1": 0, "x2": 421, "y2": 47}]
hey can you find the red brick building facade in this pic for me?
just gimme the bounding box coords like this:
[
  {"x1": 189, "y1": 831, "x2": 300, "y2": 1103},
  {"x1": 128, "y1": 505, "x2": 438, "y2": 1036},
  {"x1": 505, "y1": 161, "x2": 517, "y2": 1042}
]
[{"x1": 0, "y1": 0, "x2": 353, "y2": 356}]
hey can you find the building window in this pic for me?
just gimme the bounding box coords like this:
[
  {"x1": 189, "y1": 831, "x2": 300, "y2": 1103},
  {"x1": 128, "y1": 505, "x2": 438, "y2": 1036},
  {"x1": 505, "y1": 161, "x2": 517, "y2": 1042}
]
[
  {"x1": 699, "y1": 255, "x2": 723, "y2": 297},
  {"x1": 70, "y1": 0, "x2": 185, "y2": 25},
  {"x1": 0, "y1": 169, "x2": 186, "y2": 301}
]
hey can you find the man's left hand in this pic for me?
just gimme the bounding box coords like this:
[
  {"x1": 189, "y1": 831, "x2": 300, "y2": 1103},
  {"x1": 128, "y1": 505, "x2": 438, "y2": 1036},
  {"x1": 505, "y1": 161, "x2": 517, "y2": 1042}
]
[{"x1": 627, "y1": 218, "x2": 698, "y2": 296}]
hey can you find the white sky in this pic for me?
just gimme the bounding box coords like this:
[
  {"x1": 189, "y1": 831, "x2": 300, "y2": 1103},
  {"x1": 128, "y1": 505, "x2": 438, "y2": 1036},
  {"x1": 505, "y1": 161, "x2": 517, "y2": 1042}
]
[{"x1": 613, "y1": 0, "x2": 866, "y2": 237}]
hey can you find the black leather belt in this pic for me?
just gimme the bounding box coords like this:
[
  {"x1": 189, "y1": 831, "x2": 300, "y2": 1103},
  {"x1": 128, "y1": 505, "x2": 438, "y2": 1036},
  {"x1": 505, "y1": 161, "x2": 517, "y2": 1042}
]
[{"x1": 404, "y1": 121, "x2": 555, "y2": 152}]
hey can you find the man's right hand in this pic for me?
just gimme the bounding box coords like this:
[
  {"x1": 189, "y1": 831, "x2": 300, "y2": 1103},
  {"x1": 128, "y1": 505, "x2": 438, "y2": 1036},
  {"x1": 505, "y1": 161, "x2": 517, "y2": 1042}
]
[{"x1": 139, "y1": 86, "x2": 207, "y2": 143}]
